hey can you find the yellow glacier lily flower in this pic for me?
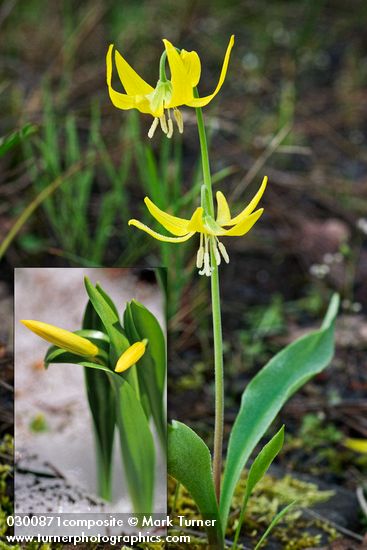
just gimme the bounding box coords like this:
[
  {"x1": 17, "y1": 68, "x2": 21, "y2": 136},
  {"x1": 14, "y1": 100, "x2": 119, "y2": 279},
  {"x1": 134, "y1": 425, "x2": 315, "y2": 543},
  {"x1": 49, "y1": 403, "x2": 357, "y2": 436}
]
[
  {"x1": 106, "y1": 35, "x2": 234, "y2": 138},
  {"x1": 115, "y1": 339, "x2": 148, "y2": 373},
  {"x1": 129, "y1": 176, "x2": 267, "y2": 276},
  {"x1": 21, "y1": 320, "x2": 99, "y2": 357}
]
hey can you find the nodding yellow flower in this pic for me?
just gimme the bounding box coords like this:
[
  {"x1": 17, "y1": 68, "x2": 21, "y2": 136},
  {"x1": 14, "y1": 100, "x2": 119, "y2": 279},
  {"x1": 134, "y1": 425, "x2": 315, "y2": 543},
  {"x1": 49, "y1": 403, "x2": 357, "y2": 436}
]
[
  {"x1": 106, "y1": 35, "x2": 234, "y2": 139},
  {"x1": 115, "y1": 339, "x2": 148, "y2": 373},
  {"x1": 129, "y1": 176, "x2": 267, "y2": 276},
  {"x1": 21, "y1": 320, "x2": 99, "y2": 357}
]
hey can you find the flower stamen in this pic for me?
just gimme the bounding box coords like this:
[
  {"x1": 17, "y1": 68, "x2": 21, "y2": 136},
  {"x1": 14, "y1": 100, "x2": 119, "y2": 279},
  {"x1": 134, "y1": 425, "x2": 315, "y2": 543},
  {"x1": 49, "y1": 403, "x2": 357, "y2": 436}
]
[
  {"x1": 197, "y1": 232, "x2": 204, "y2": 269},
  {"x1": 174, "y1": 108, "x2": 184, "y2": 133},
  {"x1": 196, "y1": 236, "x2": 230, "y2": 276},
  {"x1": 213, "y1": 239, "x2": 221, "y2": 266},
  {"x1": 148, "y1": 107, "x2": 184, "y2": 139},
  {"x1": 218, "y1": 240, "x2": 230, "y2": 264},
  {"x1": 160, "y1": 114, "x2": 168, "y2": 134},
  {"x1": 198, "y1": 235, "x2": 213, "y2": 276},
  {"x1": 148, "y1": 117, "x2": 159, "y2": 139},
  {"x1": 167, "y1": 109, "x2": 173, "y2": 139}
]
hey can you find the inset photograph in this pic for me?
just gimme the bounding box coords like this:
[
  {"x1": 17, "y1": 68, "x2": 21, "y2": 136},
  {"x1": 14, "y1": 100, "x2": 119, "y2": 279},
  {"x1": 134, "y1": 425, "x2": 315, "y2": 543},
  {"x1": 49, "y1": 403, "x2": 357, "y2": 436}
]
[{"x1": 14, "y1": 267, "x2": 166, "y2": 520}]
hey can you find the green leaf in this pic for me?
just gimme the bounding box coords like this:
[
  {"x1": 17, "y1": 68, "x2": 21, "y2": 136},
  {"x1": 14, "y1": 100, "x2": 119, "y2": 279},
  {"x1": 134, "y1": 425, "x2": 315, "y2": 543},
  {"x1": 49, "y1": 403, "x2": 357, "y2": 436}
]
[
  {"x1": 128, "y1": 299, "x2": 166, "y2": 392},
  {"x1": 112, "y1": 374, "x2": 155, "y2": 513},
  {"x1": 81, "y1": 360, "x2": 155, "y2": 509},
  {"x1": 69, "y1": 360, "x2": 113, "y2": 374},
  {"x1": 75, "y1": 329, "x2": 110, "y2": 346},
  {"x1": 123, "y1": 305, "x2": 152, "y2": 419},
  {"x1": 81, "y1": 292, "x2": 154, "y2": 511},
  {"x1": 84, "y1": 276, "x2": 130, "y2": 363},
  {"x1": 82, "y1": 306, "x2": 116, "y2": 501},
  {"x1": 254, "y1": 501, "x2": 296, "y2": 550},
  {"x1": 0, "y1": 123, "x2": 37, "y2": 158},
  {"x1": 232, "y1": 427, "x2": 284, "y2": 550},
  {"x1": 44, "y1": 329, "x2": 110, "y2": 367},
  {"x1": 244, "y1": 426, "x2": 284, "y2": 507},
  {"x1": 168, "y1": 421, "x2": 223, "y2": 549},
  {"x1": 83, "y1": 298, "x2": 105, "y2": 332},
  {"x1": 84, "y1": 368, "x2": 115, "y2": 501},
  {"x1": 96, "y1": 282, "x2": 120, "y2": 319},
  {"x1": 123, "y1": 301, "x2": 166, "y2": 446},
  {"x1": 220, "y1": 294, "x2": 339, "y2": 529}
]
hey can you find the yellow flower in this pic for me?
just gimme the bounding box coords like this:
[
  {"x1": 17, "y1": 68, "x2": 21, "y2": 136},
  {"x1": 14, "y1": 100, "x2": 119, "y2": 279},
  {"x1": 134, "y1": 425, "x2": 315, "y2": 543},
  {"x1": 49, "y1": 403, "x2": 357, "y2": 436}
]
[
  {"x1": 129, "y1": 176, "x2": 267, "y2": 276},
  {"x1": 344, "y1": 438, "x2": 367, "y2": 454},
  {"x1": 106, "y1": 36, "x2": 234, "y2": 138},
  {"x1": 21, "y1": 320, "x2": 99, "y2": 357},
  {"x1": 115, "y1": 339, "x2": 148, "y2": 373}
]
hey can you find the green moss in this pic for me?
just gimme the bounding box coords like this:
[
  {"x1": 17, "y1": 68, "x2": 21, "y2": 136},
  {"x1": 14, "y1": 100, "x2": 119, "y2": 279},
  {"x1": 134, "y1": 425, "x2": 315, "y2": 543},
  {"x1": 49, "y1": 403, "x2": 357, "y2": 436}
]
[
  {"x1": 285, "y1": 413, "x2": 367, "y2": 477},
  {"x1": 176, "y1": 362, "x2": 206, "y2": 391},
  {"x1": 0, "y1": 435, "x2": 13, "y2": 540},
  {"x1": 168, "y1": 470, "x2": 339, "y2": 549}
]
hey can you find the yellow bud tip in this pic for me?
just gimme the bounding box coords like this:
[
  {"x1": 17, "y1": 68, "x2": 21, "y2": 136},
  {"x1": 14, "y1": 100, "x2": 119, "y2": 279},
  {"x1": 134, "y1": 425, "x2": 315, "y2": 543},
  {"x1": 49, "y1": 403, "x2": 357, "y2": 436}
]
[
  {"x1": 20, "y1": 320, "x2": 99, "y2": 357},
  {"x1": 114, "y1": 340, "x2": 148, "y2": 373}
]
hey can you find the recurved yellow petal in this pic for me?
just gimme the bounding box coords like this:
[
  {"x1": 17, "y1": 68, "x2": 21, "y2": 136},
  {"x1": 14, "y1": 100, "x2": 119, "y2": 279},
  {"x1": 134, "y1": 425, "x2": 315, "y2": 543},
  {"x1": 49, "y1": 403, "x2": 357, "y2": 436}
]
[
  {"x1": 180, "y1": 49, "x2": 201, "y2": 87},
  {"x1": 230, "y1": 176, "x2": 268, "y2": 225},
  {"x1": 344, "y1": 438, "x2": 367, "y2": 454},
  {"x1": 114, "y1": 48, "x2": 154, "y2": 96},
  {"x1": 128, "y1": 219, "x2": 194, "y2": 242},
  {"x1": 106, "y1": 45, "x2": 154, "y2": 115},
  {"x1": 221, "y1": 208, "x2": 264, "y2": 236},
  {"x1": 21, "y1": 320, "x2": 98, "y2": 357},
  {"x1": 186, "y1": 207, "x2": 206, "y2": 233},
  {"x1": 186, "y1": 35, "x2": 235, "y2": 108},
  {"x1": 216, "y1": 191, "x2": 232, "y2": 225},
  {"x1": 163, "y1": 39, "x2": 194, "y2": 108},
  {"x1": 115, "y1": 339, "x2": 148, "y2": 373},
  {"x1": 144, "y1": 197, "x2": 190, "y2": 236}
]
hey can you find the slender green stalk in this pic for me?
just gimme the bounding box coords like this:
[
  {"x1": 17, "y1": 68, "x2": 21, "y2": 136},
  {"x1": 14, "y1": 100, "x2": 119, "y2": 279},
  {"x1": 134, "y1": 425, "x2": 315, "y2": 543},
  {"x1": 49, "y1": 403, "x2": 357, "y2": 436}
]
[
  {"x1": 210, "y1": 261, "x2": 225, "y2": 503},
  {"x1": 195, "y1": 98, "x2": 224, "y2": 503}
]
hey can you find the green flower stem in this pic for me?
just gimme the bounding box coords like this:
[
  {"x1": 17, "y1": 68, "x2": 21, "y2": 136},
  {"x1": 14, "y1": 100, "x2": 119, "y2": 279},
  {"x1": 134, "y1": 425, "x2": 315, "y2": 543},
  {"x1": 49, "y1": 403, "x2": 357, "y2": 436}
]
[
  {"x1": 159, "y1": 51, "x2": 168, "y2": 82},
  {"x1": 195, "y1": 96, "x2": 224, "y2": 503},
  {"x1": 210, "y1": 261, "x2": 224, "y2": 504}
]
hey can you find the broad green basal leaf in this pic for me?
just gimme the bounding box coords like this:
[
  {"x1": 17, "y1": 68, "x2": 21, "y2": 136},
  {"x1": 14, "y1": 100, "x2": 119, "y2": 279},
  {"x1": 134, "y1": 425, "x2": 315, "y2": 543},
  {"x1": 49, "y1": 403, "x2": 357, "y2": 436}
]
[
  {"x1": 168, "y1": 421, "x2": 223, "y2": 549},
  {"x1": 220, "y1": 294, "x2": 339, "y2": 529}
]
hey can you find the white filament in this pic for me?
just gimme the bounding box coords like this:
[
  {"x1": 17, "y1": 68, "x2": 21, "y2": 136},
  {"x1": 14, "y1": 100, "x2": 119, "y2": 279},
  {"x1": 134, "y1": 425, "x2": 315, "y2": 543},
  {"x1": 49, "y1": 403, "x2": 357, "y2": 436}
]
[
  {"x1": 218, "y1": 241, "x2": 230, "y2": 264},
  {"x1": 148, "y1": 117, "x2": 159, "y2": 139},
  {"x1": 160, "y1": 114, "x2": 168, "y2": 134},
  {"x1": 196, "y1": 233, "x2": 204, "y2": 268},
  {"x1": 174, "y1": 108, "x2": 184, "y2": 133},
  {"x1": 167, "y1": 117, "x2": 173, "y2": 139}
]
